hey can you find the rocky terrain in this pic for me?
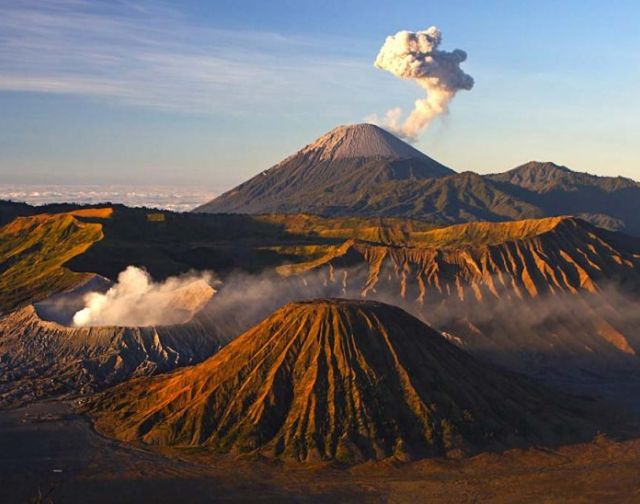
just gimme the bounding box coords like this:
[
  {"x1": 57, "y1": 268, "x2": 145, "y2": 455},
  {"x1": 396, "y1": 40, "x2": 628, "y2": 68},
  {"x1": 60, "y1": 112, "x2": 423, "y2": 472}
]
[
  {"x1": 281, "y1": 216, "x2": 640, "y2": 380},
  {"x1": 2, "y1": 206, "x2": 640, "y2": 409},
  {"x1": 88, "y1": 299, "x2": 598, "y2": 463},
  {"x1": 0, "y1": 294, "x2": 231, "y2": 409}
]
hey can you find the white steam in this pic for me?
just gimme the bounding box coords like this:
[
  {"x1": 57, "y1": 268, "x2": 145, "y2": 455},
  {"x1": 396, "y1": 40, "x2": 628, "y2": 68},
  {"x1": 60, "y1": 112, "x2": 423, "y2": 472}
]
[
  {"x1": 72, "y1": 266, "x2": 215, "y2": 327},
  {"x1": 373, "y1": 26, "x2": 474, "y2": 142}
]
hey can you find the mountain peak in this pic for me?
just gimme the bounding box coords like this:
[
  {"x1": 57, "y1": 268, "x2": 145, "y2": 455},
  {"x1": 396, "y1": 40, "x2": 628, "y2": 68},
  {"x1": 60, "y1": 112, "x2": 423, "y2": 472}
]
[
  {"x1": 195, "y1": 122, "x2": 455, "y2": 215},
  {"x1": 512, "y1": 161, "x2": 572, "y2": 175},
  {"x1": 88, "y1": 298, "x2": 596, "y2": 462},
  {"x1": 298, "y1": 123, "x2": 429, "y2": 162},
  {"x1": 490, "y1": 161, "x2": 639, "y2": 193},
  {"x1": 524, "y1": 160, "x2": 570, "y2": 168}
]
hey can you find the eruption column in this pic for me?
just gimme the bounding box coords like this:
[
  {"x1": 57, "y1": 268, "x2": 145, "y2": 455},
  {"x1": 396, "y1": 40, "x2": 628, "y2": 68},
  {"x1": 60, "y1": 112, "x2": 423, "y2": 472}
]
[{"x1": 374, "y1": 26, "x2": 474, "y2": 142}]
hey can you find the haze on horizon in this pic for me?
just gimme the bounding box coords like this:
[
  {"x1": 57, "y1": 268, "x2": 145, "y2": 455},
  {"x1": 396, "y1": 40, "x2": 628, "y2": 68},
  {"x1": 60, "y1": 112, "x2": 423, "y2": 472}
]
[{"x1": 0, "y1": 0, "x2": 638, "y2": 189}]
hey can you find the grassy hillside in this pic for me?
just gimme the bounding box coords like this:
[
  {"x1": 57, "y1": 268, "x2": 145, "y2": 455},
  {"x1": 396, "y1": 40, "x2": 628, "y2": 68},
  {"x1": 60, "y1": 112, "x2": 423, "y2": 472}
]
[
  {"x1": 0, "y1": 206, "x2": 442, "y2": 312},
  {"x1": 0, "y1": 209, "x2": 110, "y2": 313}
]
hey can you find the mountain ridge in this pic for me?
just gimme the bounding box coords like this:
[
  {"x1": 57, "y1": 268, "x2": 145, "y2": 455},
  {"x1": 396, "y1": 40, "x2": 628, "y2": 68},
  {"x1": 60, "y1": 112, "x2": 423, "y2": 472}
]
[
  {"x1": 195, "y1": 126, "x2": 640, "y2": 235},
  {"x1": 2, "y1": 207, "x2": 639, "y2": 408},
  {"x1": 488, "y1": 161, "x2": 639, "y2": 192}
]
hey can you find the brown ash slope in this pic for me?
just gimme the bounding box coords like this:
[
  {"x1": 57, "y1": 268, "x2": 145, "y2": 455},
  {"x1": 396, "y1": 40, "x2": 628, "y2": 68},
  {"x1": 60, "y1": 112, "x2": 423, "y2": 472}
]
[
  {"x1": 2, "y1": 207, "x2": 640, "y2": 406},
  {"x1": 0, "y1": 207, "x2": 445, "y2": 407},
  {"x1": 0, "y1": 208, "x2": 241, "y2": 407},
  {"x1": 279, "y1": 217, "x2": 640, "y2": 379},
  {"x1": 89, "y1": 299, "x2": 597, "y2": 463}
]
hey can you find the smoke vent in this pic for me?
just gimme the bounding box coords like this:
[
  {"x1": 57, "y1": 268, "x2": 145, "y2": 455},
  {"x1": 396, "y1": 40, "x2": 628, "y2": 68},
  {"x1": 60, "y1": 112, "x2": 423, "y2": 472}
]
[{"x1": 35, "y1": 267, "x2": 215, "y2": 328}]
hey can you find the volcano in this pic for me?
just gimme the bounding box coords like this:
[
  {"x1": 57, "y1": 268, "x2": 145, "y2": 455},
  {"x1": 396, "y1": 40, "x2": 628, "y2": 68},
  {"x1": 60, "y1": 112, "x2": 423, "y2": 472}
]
[
  {"x1": 89, "y1": 299, "x2": 596, "y2": 463},
  {"x1": 195, "y1": 126, "x2": 640, "y2": 235},
  {"x1": 194, "y1": 123, "x2": 455, "y2": 215}
]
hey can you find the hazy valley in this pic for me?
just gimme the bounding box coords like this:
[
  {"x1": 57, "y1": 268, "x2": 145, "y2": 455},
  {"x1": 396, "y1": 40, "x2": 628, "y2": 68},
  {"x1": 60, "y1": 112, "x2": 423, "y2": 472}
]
[{"x1": 1, "y1": 123, "x2": 640, "y2": 502}]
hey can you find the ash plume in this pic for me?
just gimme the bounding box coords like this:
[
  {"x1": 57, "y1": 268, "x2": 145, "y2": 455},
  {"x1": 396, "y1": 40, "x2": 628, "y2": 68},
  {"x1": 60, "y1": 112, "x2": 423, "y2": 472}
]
[
  {"x1": 373, "y1": 26, "x2": 474, "y2": 142},
  {"x1": 73, "y1": 266, "x2": 215, "y2": 327}
]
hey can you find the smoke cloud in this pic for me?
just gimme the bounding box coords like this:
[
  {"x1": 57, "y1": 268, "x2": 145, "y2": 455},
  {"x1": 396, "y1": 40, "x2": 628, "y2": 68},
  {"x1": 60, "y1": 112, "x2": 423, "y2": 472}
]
[
  {"x1": 72, "y1": 266, "x2": 215, "y2": 327},
  {"x1": 373, "y1": 26, "x2": 474, "y2": 142},
  {"x1": 206, "y1": 263, "x2": 640, "y2": 381}
]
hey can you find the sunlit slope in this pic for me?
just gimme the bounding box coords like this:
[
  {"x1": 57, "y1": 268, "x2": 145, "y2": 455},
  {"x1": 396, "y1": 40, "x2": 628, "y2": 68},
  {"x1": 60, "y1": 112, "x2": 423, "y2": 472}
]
[
  {"x1": 89, "y1": 300, "x2": 596, "y2": 463},
  {"x1": 0, "y1": 209, "x2": 111, "y2": 313},
  {"x1": 0, "y1": 206, "x2": 441, "y2": 314},
  {"x1": 283, "y1": 216, "x2": 640, "y2": 292},
  {"x1": 279, "y1": 217, "x2": 640, "y2": 376},
  {"x1": 3, "y1": 207, "x2": 640, "y2": 380},
  {"x1": 64, "y1": 208, "x2": 437, "y2": 279}
]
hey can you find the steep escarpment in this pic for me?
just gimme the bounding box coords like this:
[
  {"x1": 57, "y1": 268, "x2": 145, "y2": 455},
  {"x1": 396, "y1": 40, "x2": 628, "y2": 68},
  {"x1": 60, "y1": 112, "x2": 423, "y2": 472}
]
[
  {"x1": 283, "y1": 217, "x2": 640, "y2": 296},
  {"x1": 88, "y1": 300, "x2": 597, "y2": 463},
  {"x1": 278, "y1": 217, "x2": 640, "y2": 378},
  {"x1": 3, "y1": 208, "x2": 640, "y2": 403}
]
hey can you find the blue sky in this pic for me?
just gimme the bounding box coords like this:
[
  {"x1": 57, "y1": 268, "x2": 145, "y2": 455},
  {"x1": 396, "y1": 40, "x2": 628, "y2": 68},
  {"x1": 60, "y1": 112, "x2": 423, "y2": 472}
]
[{"x1": 0, "y1": 0, "x2": 638, "y2": 188}]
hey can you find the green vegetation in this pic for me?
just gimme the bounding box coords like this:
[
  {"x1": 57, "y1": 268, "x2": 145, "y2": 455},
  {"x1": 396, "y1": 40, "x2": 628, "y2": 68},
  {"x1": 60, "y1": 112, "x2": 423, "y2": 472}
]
[
  {"x1": 199, "y1": 144, "x2": 640, "y2": 235},
  {"x1": 0, "y1": 211, "x2": 106, "y2": 314}
]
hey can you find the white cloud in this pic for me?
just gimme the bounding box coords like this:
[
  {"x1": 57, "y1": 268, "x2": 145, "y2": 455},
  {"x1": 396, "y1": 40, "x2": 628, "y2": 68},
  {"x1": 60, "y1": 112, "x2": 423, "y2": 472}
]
[
  {"x1": 0, "y1": 0, "x2": 365, "y2": 114},
  {"x1": 0, "y1": 183, "x2": 218, "y2": 212}
]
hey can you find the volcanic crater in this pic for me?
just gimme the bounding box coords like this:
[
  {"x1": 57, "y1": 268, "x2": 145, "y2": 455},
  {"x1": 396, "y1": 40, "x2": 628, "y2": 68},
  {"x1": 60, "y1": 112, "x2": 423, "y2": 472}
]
[{"x1": 88, "y1": 299, "x2": 600, "y2": 463}]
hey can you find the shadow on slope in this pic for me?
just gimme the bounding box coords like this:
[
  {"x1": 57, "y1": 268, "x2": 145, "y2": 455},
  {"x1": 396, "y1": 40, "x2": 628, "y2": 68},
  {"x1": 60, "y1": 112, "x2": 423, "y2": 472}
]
[{"x1": 87, "y1": 299, "x2": 619, "y2": 464}]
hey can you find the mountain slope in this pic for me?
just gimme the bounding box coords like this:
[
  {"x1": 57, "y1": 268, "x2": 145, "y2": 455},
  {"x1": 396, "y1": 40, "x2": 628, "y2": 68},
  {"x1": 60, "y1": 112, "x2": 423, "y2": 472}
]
[
  {"x1": 0, "y1": 208, "x2": 111, "y2": 314},
  {"x1": 3, "y1": 207, "x2": 640, "y2": 407},
  {"x1": 195, "y1": 124, "x2": 455, "y2": 215},
  {"x1": 196, "y1": 127, "x2": 640, "y2": 235},
  {"x1": 489, "y1": 161, "x2": 639, "y2": 193},
  {"x1": 277, "y1": 217, "x2": 640, "y2": 379},
  {"x1": 0, "y1": 200, "x2": 37, "y2": 226},
  {"x1": 488, "y1": 161, "x2": 640, "y2": 234},
  {"x1": 0, "y1": 300, "x2": 229, "y2": 408},
  {"x1": 88, "y1": 299, "x2": 596, "y2": 462},
  {"x1": 298, "y1": 171, "x2": 544, "y2": 224}
]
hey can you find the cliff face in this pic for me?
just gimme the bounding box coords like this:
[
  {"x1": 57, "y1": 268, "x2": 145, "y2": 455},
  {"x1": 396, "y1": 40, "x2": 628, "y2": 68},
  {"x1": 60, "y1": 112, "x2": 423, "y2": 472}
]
[
  {"x1": 2, "y1": 210, "x2": 639, "y2": 406},
  {"x1": 278, "y1": 217, "x2": 640, "y2": 378},
  {"x1": 88, "y1": 300, "x2": 597, "y2": 463}
]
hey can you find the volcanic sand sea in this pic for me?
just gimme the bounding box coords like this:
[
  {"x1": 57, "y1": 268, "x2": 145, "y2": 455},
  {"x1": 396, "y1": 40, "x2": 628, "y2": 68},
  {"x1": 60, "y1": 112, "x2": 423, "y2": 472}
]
[{"x1": 2, "y1": 399, "x2": 640, "y2": 503}]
